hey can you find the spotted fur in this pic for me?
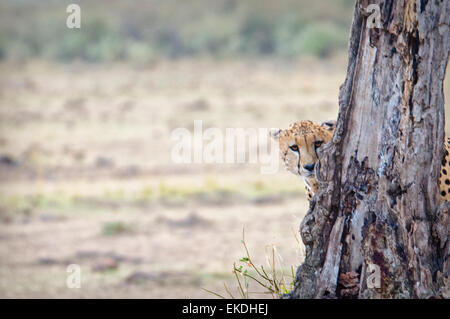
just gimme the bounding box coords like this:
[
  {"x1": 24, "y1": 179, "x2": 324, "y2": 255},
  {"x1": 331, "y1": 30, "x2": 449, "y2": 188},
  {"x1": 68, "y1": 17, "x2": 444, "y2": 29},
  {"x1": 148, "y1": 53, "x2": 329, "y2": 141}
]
[
  {"x1": 439, "y1": 137, "x2": 450, "y2": 201},
  {"x1": 273, "y1": 120, "x2": 450, "y2": 202}
]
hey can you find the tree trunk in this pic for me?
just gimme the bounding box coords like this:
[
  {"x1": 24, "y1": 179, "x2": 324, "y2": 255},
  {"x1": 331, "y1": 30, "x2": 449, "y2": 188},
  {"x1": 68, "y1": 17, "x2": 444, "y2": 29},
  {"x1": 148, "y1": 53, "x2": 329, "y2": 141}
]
[{"x1": 285, "y1": 0, "x2": 449, "y2": 299}]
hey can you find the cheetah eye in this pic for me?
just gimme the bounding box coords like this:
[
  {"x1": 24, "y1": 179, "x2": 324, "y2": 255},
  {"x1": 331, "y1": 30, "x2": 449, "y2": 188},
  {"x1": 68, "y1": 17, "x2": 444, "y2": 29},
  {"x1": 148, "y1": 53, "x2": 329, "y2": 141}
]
[
  {"x1": 289, "y1": 144, "x2": 299, "y2": 152},
  {"x1": 314, "y1": 141, "x2": 324, "y2": 148}
]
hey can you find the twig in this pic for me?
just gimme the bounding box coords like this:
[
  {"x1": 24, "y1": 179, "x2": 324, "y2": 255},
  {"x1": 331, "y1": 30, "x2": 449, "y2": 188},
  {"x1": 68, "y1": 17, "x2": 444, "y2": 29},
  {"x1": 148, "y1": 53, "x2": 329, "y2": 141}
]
[
  {"x1": 223, "y1": 283, "x2": 235, "y2": 299},
  {"x1": 201, "y1": 287, "x2": 226, "y2": 299}
]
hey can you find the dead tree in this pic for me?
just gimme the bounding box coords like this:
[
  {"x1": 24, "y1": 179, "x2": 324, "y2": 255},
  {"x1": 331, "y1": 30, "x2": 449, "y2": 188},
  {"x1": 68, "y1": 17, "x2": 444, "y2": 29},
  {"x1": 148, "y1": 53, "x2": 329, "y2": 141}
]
[{"x1": 285, "y1": 0, "x2": 449, "y2": 298}]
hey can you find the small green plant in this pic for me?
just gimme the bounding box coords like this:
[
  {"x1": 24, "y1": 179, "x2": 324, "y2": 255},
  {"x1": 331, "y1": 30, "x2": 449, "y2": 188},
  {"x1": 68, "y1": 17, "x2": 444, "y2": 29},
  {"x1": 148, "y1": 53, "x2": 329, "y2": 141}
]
[
  {"x1": 101, "y1": 221, "x2": 132, "y2": 236},
  {"x1": 203, "y1": 228, "x2": 296, "y2": 299}
]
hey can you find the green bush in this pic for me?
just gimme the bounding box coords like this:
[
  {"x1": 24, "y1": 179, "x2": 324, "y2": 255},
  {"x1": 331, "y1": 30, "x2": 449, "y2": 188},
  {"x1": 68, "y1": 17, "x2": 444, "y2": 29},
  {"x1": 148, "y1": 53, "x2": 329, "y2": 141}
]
[
  {"x1": 0, "y1": 0, "x2": 353, "y2": 62},
  {"x1": 295, "y1": 22, "x2": 349, "y2": 58},
  {"x1": 238, "y1": 14, "x2": 276, "y2": 55}
]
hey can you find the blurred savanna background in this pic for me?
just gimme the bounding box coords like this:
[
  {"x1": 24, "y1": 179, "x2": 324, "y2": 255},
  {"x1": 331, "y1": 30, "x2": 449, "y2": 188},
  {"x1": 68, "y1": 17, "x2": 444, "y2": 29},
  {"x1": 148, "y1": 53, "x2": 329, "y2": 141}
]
[{"x1": 0, "y1": 0, "x2": 448, "y2": 298}]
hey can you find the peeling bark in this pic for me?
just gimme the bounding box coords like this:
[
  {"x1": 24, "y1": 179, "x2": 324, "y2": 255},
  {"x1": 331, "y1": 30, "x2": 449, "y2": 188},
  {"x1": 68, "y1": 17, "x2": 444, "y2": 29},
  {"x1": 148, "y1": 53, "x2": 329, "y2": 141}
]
[{"x1": 284, "y1": 0, "x2": 449, "y2": 299}]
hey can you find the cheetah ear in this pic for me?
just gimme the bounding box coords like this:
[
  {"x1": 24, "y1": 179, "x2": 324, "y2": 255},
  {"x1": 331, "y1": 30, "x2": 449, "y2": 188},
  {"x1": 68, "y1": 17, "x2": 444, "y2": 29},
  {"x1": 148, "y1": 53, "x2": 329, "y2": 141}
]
[
  {"x1": 269, "y1": 128, "x2": 282, "y2": 140},
  {"x1": 321, "y1": 120, "x2": 336, "y2": 131}
]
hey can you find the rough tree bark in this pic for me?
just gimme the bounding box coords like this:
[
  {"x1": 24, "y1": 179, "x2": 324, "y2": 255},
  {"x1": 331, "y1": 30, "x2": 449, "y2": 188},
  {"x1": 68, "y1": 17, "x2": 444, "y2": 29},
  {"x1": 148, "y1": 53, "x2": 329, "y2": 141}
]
[{"x1": 284, "y1": 0, "x2": 449, "y2": 299}]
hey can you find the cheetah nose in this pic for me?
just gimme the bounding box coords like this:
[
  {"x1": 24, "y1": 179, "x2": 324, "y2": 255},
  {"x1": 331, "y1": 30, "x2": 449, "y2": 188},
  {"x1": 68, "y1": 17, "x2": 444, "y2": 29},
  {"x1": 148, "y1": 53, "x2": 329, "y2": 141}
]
[{"x1": 303, "y1": 163, "x2": 315, "y2": 172}]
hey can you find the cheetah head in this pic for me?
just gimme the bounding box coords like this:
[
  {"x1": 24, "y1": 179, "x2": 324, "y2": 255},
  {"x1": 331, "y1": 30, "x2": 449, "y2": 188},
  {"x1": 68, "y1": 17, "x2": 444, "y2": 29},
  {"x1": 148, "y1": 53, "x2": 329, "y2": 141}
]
[{"x1": 271, "y1": 120, "x2": 335, "y2": 179}]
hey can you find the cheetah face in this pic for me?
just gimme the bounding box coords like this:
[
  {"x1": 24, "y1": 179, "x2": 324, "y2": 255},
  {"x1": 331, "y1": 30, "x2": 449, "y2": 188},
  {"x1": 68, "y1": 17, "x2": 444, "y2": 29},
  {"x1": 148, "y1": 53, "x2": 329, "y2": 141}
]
[{"x1": 271, "y1": 120, "x2": 335, "y2": 179}]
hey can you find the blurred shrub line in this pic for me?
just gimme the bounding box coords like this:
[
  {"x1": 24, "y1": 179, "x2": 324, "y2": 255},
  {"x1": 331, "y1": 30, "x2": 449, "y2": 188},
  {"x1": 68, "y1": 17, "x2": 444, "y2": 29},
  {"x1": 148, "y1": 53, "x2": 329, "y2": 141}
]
[{"x1": 0, "y1": 0, "x2": 354, "y2": 62}]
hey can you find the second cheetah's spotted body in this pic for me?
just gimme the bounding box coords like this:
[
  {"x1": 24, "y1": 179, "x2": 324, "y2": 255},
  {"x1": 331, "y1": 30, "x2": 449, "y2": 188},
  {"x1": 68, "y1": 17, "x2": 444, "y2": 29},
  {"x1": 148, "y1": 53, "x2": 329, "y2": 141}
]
[
  {"x1": 439, "y1": 137, "x2": 450, "y2": 201},
  {"x1": 272, "y1": 120, "x2": 450, "y2": 202}
]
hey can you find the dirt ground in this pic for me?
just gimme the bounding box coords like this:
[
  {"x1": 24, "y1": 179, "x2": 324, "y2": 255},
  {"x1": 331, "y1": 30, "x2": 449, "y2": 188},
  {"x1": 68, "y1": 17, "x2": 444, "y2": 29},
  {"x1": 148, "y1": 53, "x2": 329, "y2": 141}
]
[{"x1": 0, "y1": 59, "x2": 448, "y2": 298}]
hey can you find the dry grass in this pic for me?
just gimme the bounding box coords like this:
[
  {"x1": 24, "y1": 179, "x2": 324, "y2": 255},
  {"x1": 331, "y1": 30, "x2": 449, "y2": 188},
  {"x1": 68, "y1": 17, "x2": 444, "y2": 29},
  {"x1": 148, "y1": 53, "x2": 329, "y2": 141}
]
[{"x1": 0, "y1": 58, "x2": 448, "y2": 298}]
